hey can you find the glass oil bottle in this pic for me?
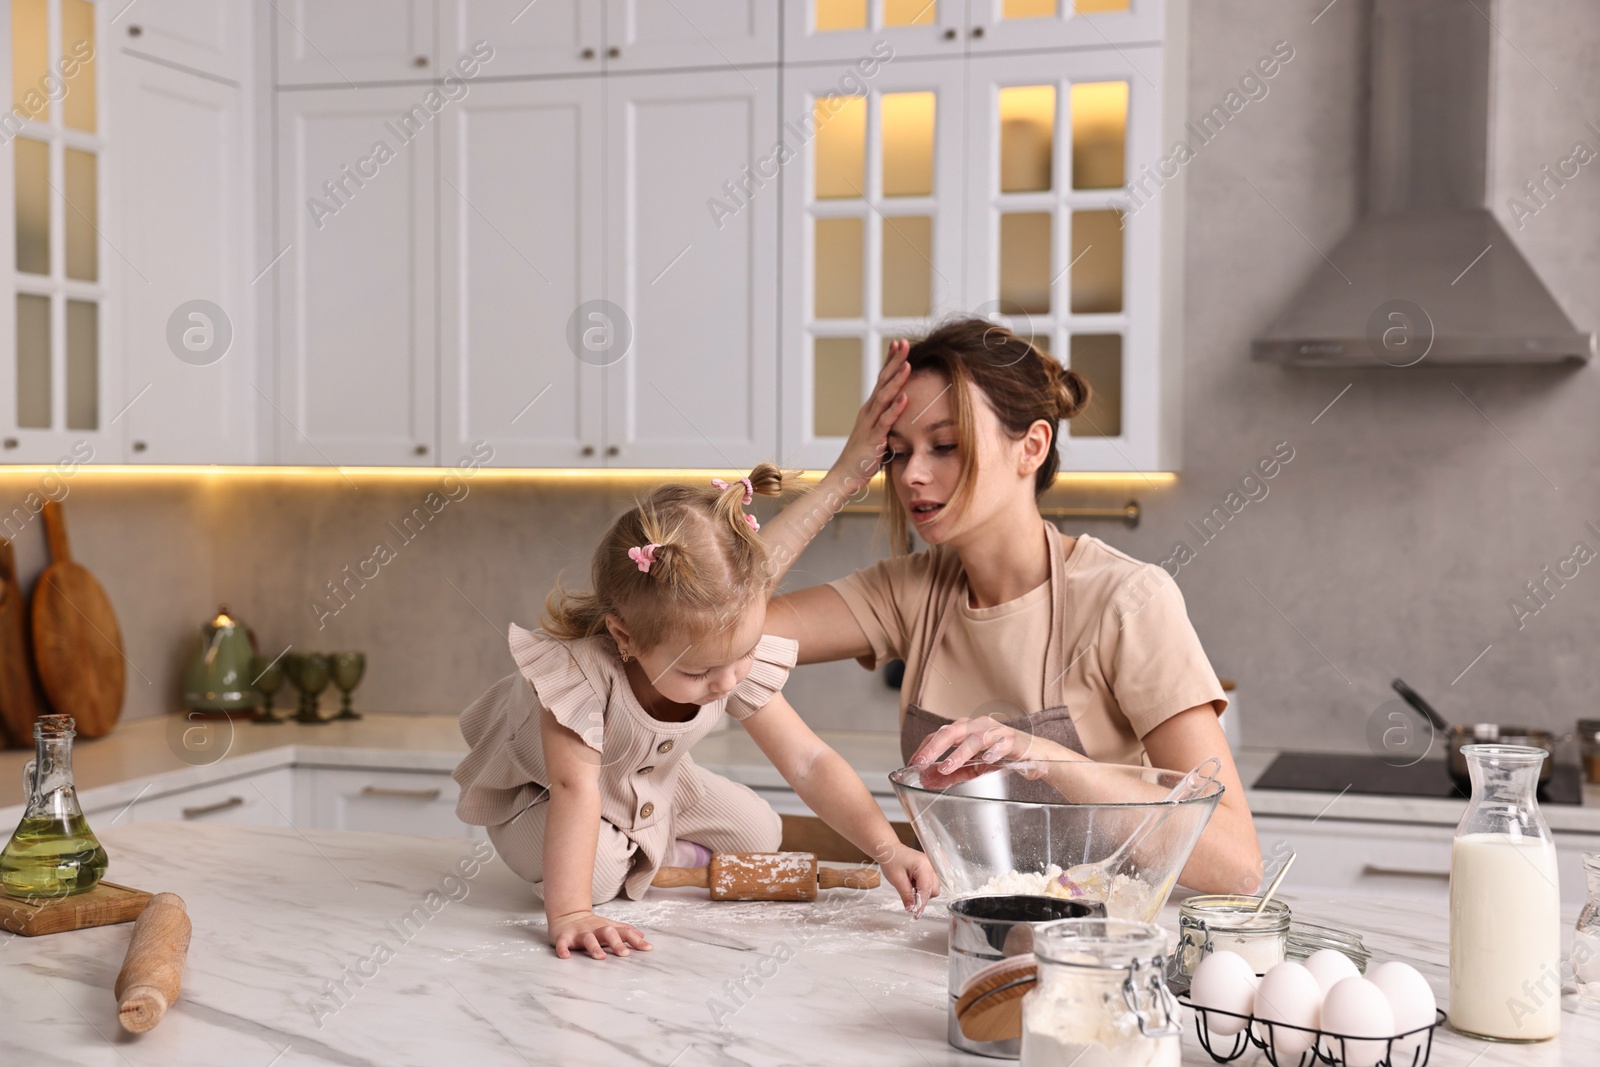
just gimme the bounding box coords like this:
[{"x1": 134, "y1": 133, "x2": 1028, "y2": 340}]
[{"x1": 0, "y1": 715, "x2": 108, "y2": 898}]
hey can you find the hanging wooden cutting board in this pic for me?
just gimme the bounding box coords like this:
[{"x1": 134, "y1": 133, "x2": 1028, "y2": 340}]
[
  {"x1": 0, "y1": 537, "x2": 46, "y2": 747},
  {"x1": 32, "y1": 501, "x2": 125, "y2": 738}
]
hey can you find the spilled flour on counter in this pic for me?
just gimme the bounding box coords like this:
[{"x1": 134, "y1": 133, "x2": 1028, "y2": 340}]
[{"x1": 975, "y1": 865, "x2": 1166, "y2": 922}]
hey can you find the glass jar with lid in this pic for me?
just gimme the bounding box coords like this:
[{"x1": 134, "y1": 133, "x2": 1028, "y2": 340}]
[
  {"x1": 1575, "y1": 852, "x2": 1600, "y2": 1002},
  {"x1": 1170, "y1": 894, "x2": 1290, "y2": 981},
  {"x1": 1021, "y1": 917, "x2": 1181, "y2": 1067}
]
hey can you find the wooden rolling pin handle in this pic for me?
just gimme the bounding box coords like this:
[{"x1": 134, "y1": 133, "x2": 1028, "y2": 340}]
[
  {"x1": 651, "y1": 866, "x2": 711, "y2": 889},
  {"x1": 818, "y1": 867, "x2": 880, "y2": 890},
  {"x1": 115, "y1": 892, "x2": 191, "y2": 1034}
]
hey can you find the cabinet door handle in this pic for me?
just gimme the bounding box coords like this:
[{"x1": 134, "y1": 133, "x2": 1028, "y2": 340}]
[
  {"x1": 127, "y1": 25, "x2": 142, "y2": 37},
  {"x1": 183, "y1": 796, "x2": 245, "y2": 819},
  {"x1": 413, "y1": 443, "x2": 428, "y2": 455},
  {"x1": 943, "y1": 28, "x2": 958, "y2": 40},
  {"x1": 4, "y1": 438, "x2": 18, "y2": 449},
  {"x1": 132, "y1": 441, "x2": 148, "y2": 453},
  {"x1": 581, "y1": 47, "x2": 596, "y2": 59},
  {"x1": 581, "y1": 445, "x2": 596, "y2": 456},
  {"x1": 970, "y1": 25, "x2": 986, "y2": 38},
  {"x1": 606, "y1": 445, "x2": 619, "y2": 457},
  {"x1": 607, "y1": 46, "x2": 621, "y2": 58},
  {"x1": 413, "y1": 54, "x2": 429, "y2": 68},
  {"x1": 360, "y1": 785, "x2": 442, "y2": 801},
  {"x1": 1360, "y1": 863, "x2": 1450, "y2": 880}
]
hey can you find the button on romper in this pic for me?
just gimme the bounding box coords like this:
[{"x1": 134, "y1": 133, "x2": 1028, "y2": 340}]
[{"x1": 453, "y1": 625, "x2": 793, "y2": 903}]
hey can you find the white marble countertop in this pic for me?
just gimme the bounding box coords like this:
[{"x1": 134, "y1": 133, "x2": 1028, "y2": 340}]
[
  {"x1": 6, "y1": 714, "x2": 1599, "y2": 834},
  {"x1": 8, "y1": 822, "x2": 1597, "y2": 1066}
]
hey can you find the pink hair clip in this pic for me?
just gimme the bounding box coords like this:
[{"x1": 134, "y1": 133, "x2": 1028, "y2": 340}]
[
  {"x1": 628, "y1": 543, "x2": 660, "y2": 573},
  {"x1": 712, "y1": 477, "x2": 754, "y2": 506},
  {"x1": 744, "y1": 513, "x2": 760, "y2": 533}
]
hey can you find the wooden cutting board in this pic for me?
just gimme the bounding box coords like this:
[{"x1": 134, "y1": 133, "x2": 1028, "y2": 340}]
[
  {"x1": 1, "y1": 881, "x2": 152, "y2": 937},
  {"x1": 31, "y1": 502, "x2": 125, "y2": 739},
  {"x1": 0, "y1": 538, "x2": 46, "y2": 747}
]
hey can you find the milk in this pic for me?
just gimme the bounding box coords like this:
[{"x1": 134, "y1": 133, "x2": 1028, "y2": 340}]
[{"x1": 1448, "y1": 832, "x2": 1561, "y2": 1041}]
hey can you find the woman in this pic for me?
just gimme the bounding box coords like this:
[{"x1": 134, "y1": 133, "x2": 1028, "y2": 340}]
[{"x1": 762, "y1": 318, "x2": 1262, "y2": 894}]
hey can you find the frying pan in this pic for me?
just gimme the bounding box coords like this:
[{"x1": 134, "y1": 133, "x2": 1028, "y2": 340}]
[{"x1": 1391, "y1": 679, "x2": 1560, "y2": 789}]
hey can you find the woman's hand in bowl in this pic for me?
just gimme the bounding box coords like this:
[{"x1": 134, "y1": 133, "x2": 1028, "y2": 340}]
[{"x1": 909, "y1": 716, "x2": 1084, "y2": 783}]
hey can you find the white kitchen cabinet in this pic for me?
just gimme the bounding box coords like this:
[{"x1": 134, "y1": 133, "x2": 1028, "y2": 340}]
[
  {"x1": 1255, "y1": 814, "x2": 1600, "y2": 904},
  {"x1": 779, "y1": 58, "x2": 968, "y2": 469},
  {"x1": 964, "y1": 47, "x2": 1170, "y2": 471},
  {"x1": 965, "y1": 0, "x2": 1163, "y2": 54},
  {"x1": 305, "y1": 768, "x2": 482, "y2": 839},
  {"x1": 605, "y1": 0, "x2": 779, "y2": 72},
  {"x1": 604, "y1": 68, "x2": 779, "y2": 469},
  {"x1": 91, "y1": 768, "x2": 296, "y2": 828},
  {"x1": 114, "y1": 57, "x2": 255, "y2": 464},
  {"x1": 437, "y1": 0, "x2": 603, "y2": 79},
  {"x1": 273, "y1": 0, "x2": 436, "y2": 86},
  {"x1": 439, "y1": 78, "x2": 605, "y2": 467},
  {"x1": 275, "y1": 87, "x2": 438, "y2": 466},
  {"x1": 783, "y1": 0, "x2": 966, "y2": 64},
  {"x1": 114, "y1": 0, "x2": 252, "y2": 82}
]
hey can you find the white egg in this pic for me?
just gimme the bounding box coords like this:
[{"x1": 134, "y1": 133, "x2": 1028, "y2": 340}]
[
  {"x1": 1320, "y1": 977, "x2": 1396, "y2": 1067},
  {"x1": 1190, "y1": 950, "x2": 1258, "y2": 1036},
  {"x1": 1254, "y1": 961, "x2": 1323, "y2": 1057},
  {"x1": 1368, "y1": 960, "x2": 1437, "y2": 1057},
  {"x1": 1303, "y1": 948, "x2": 1360, "y2": 996}
]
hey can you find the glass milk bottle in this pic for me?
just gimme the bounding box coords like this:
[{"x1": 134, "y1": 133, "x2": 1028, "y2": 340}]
[{"x1": 1448, "y1": 744, "x2": 1560, "y2": 1041}]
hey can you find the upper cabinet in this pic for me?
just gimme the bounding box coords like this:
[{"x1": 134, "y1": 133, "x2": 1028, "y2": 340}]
[
  {"x1": 604, "y1": 68, "x2": 779, "y2": 469},
  {"x1": 437, "y1": 0, "x2": 602, "y2": 78},
  {"x1": 780, "y1": 58, "x2": 968, "y2": 470},
  {"x1": 783, "y1": 11, "x2": 1182, "y2": 473},
  {"x1": 275, "y1": 88, "x2": 437, "y2": 466},
  {"x1": 273, "y1": 0, "x2": 436, "y2": 85},
  {"x1": 965, "y1": 0, "x2": 1163, "y2": 52},
  {"x1": 115, "y1": 0, "x2": 252, "y2": 82},
  {"x1": 784, "y1": 0, "x2": 967, "y2": 63},
  {"x1": 0, "y1": 0, "x2": 121, "y2": 462},
  {"x1": 115, "y1": 55, "x2": 255, "y2": 464},
  {"x1": 603, "y1": 0, "x2": 779, "y2": 72},
  {"x1": 438, "y1": 78, "x2": 606, "y2": 468}
]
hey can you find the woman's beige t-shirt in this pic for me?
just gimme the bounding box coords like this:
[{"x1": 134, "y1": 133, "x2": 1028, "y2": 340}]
[{"x1": 828, "y1": 533, "x2": 1226, "y2": 765}]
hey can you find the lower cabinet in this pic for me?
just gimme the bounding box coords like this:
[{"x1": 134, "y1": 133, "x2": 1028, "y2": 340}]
[
  {"x1": 1254, "y1": 815, "x2": 1600, "y2": 903},
  {"x1": 83, "y1": 764, "x2": 482, "y2": 839},
  {"x1": 91, "y1": 767, "x2": 297, "y2": 828},
  {"x1": 301, "y1": 767, "x2": 485, "y2": 839}
]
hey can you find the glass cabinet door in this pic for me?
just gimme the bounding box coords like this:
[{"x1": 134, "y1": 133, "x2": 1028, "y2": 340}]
[
  {"x1": 784, "y1": 0, "x2": 965, "y2": 64},
  {"x1": 3, "y1": 0, "x2": 110, "y2": 459},
  {"x1": 965, "y1": 47, "x2": 1163, "y2": 472},
  {"x1": 966, "y1": 0, "x2": 1163, "y2": 53},
  {"x1": 781, "y1": 60, "x2": 967, "y2": 469}
]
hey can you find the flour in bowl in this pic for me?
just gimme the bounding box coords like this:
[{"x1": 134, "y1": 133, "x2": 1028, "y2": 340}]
[{"x1": 974, "y1": 865, "x2": 1167, "y2": 922}]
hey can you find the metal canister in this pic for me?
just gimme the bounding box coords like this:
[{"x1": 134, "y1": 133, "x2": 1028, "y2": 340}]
[{"x1": 948, "y1": 895, "x2": 1104, "y2": 1058}]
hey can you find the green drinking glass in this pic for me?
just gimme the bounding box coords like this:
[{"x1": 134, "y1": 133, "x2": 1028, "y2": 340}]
[
  {"x1": 251, "y1": 654, "x2": 286, "y2": 725},
  {"x1": 330, "y1": 652, "x2": 366, "y2": 721},
  {"x1": 295, "y1": 653, "x2": 331, "y2": 725}
]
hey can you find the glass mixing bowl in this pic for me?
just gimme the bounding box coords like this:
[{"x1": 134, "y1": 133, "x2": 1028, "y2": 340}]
[{"x1": 891, "y1": 760, "x2": 1224, "y2": 920}]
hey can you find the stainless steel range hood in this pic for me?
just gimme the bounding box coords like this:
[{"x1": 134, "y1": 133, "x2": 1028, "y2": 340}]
[{"x1": 1252, "y1": 0, "x2": 1593, "y2": 365}]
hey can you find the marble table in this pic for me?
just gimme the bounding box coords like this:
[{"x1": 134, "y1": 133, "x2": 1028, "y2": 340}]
[{"x1": 6, "y1": 822, "x2": 1597, "y2": 1066}]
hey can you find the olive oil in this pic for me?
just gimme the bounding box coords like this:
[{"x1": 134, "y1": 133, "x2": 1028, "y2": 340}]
[
  {"x1": 0, "y1": 714, "x2": 110, "y2": 899},
  {"x1": 0, "y1": 812, "x2": 108, "y2": 898}
]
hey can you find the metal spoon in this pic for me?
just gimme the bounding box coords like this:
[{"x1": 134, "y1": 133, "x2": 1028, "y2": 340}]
[{"x1": 1254, "y1": 852, "x2": 1297, "y2": 914}]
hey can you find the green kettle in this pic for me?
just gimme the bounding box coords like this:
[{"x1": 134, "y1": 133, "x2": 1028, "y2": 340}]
[{"x1": 182, "y1": 606, "x2": 260, "y2": 713}]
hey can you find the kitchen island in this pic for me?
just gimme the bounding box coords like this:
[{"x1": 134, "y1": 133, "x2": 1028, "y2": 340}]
[{"x1": 7, "y1": 822, "x2": 1597, "y2": 1066}]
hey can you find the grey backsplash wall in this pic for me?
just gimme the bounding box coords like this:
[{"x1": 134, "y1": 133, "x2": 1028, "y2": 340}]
[{"x1": 4, "y1": 0, "x2": 1598, "y2": 754}]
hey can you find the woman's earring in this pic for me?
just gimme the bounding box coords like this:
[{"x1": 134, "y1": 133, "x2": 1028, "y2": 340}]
[{"x1": 619, "y1": 648, "x2": 632, "y2": 663}]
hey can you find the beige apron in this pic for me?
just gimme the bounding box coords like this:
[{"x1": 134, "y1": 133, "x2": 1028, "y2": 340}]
[{"x1": 900, "y1": 522, "x2": 1087, "y2": 765}]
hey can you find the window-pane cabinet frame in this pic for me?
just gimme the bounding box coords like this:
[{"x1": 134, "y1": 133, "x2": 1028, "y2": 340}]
[
  {"x1": 966, "y1": 0, "x2": 1163, "y2": 54},
  {"x1": 780, "y1": 58, "x2": 968, "y2": 470},
  {"x1": 0, "y1": 0, "x2": 118, "y2": 462},
  {"x1": 964, "y1": 46, "x2": 1164, "y2": 472}
]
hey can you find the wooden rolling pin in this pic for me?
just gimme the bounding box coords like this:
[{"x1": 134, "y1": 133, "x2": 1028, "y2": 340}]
[
  {"x1": 114, "y1": 893, "x2": 192, "y2": 1033},
  {"x1": 652, "y1": 852, "x2": 880, "y2": 901}
]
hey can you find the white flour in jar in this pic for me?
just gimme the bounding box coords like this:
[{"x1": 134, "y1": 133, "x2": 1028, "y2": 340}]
[{"x1": 1021, "y1": 986, "x2": 1181, "y2": 1067}]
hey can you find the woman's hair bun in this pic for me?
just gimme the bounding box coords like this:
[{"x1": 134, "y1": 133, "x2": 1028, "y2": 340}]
[{"x1": 1053, "y1": 366, "x2": 1091, "y2": 421}]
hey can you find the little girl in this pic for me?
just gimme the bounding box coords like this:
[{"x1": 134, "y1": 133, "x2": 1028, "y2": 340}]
[{"x1": 453, "y1": 465, "x2": 938, "y2": 960}]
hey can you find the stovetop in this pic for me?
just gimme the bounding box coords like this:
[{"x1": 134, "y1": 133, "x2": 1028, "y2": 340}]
[{"x1": 1253, "y1": 751, "x2": 1584, "y2": 806}]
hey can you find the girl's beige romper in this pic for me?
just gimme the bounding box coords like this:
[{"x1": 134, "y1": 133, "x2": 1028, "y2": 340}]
[{"x1": 453, "y1": 625, "x2": 794, "y2": 903}]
